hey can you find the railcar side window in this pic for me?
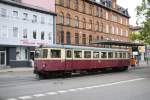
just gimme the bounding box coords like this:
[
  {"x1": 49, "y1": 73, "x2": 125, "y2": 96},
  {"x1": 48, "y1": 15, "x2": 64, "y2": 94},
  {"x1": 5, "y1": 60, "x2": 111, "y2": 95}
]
[
  {"x1": 42, "y1": 49, "x2": 48, "y2": 58},
  {"x1": 35, "y1": 49, "x2": 40, "y2": 58},
  {"x1": 93, "y1": 52, "x2": 99, "y2": 58},
  {"x1": 108, "y1": 52, "x2": 113, "y2": 58},
  {"x1": 119, "y1": 53, "x2": 123, "y2": 58},
  {"x1": 123, "y1": 53, "x2": 126, "y2": 58},
  {"x1": 101, "y1": 52, "x2": 107, "y2": 58},
  {"x1": 51, "y1": 49, "x2": 61, "y2": 58},
  {"x1": 66, "y1": 50, "x2": 72, "y2": 58},
  {"x1": 115, "y1": 52, "x2": 118, "y2": 58},
  {"x1": 84, "y1": 51, "x2": 91, "y2": 58},
  {"x1": 74, "y1": 51, "x2": 82, "y2": 58}
]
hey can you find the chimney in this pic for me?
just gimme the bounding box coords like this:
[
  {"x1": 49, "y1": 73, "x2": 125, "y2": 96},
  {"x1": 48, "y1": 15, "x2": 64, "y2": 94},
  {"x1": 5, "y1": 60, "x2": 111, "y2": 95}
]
[{"x1": 112, "y1": 0, "x2": 116, "y2": 9}]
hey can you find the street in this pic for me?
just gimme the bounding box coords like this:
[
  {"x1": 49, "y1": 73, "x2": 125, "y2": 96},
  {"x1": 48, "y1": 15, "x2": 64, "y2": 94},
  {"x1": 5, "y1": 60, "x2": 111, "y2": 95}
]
[{"x1": 0, "y1": 67, "x2": 150, "y2": 100}]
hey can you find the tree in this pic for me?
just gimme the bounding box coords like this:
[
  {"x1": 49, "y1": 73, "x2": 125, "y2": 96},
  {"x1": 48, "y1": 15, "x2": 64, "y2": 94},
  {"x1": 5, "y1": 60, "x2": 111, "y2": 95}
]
[
  {"x1": 136, "y1": 0, "x2": 150, "y2": 44},
  {"x1": 129, "y1": 31, "x2": 141, "y2": 41}
]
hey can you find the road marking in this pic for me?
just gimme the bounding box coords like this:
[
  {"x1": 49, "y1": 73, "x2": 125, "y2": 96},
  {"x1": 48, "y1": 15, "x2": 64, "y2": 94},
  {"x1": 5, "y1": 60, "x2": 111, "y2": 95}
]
[
  {"x1": 18, "y1": 96, "x2": 32, "y2": 99},
  {"x1": 57, "y1": 90, "x2": 68, "y2": 93},
  {"x1": 6, "y1": 98, "x2": 18, "y2": 100},
  {"x1": 33, "y1": 94, "x2": 45, "y2": 97},
  {"x1": 46, "y1": 92, "x2": 58, "y2": 95},
  {"x1": 6, "y1": 78, "x2": 145, "y2": 100}
]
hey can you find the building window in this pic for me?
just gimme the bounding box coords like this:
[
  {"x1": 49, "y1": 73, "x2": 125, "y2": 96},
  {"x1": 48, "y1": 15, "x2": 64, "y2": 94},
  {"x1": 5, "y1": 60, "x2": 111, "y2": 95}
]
[
  {"x1": 120, "y1": 17, "x2": 123, "y2": 24},
  {"x1": 41, "y1": 32, "x2": 45, "y2": 40},
  {"x1": 74, "y1": 0, "x2": 78, "y2": 10},
  {"x1": 23, "y1": 13, "x2": 28, "y2": 20},
  {"x1": 83, "y1": 1, "x2": 86, "y2": 13},
  {"x1": 59, "y1": 0, "x2": 64, "y2": 6},
  {"x1": 13, "y1": 27, "x2": 18, "y2": 38},
  {"x1": 89, "y1": 5, "x2": 92, "y2": 15},
  {"x1": 96, "y1": 6, "x2": 99, "y2": 16},
  {"x1": 41, "y1": 17, "x2": 45, "y2": 24},
  {"x1": 116, "y1": 27, "x2": 118, "y2": 35},
  {"x1": 89, "y1": 20, "x2": 92, "y2": 30},
  {"x1": 82, "y1": 34, "x2": 86, "y2": 45},
  {"x1": 74, "y1": 16, "x2": 79, "y2": 28},
  {"x1": 13, "y1": 11, "x2": 18, "y2": 18},
  {"x1": 66, "y1": 0, "x2": 70, "y2": 8},
  {"x1": 112, "y1": 25, "x2": 114, "y2": 34},
  {"x1": 1, "y1": 26, "x2": 7, "y2": 38},
  {"x1": 59, "y1": 12, "x2": 64, "y2": 24},
  {"x1": 89, "y1": 35, "x2": 92, "y2": 44},
  {"x1": 32, "y1": 15, "x2": 37, "y2": 23},
  {"x1": 100, "y1": 22, "x2": 103, "y2": 32},
  {"x1": 1, "y1": 8, "x2": 7, "y2": 17},
  {"x1": 121, "y1": 28, "x2": 123, "y2": 36},
  {"x1": 66, "y1": 13, "x2": 70, "y2": 26},
  {"x1": 33, "y1": 31, "x2": 36, "y2": 39},
  {"x1": 66, "y1": 32, "x2": 71, "y2": 45},
  {"x1": 83, "y1": 18, "x2": 86, "y2": 29},
  {"x1": 60, "y1": 31, "x2": 64, "y2": 44},
  {"x1": 75, "y1": 33, "x2": 79, "y2": 45},
  {"x1": 23, "y1": 29, "x2": 27, "y2": 38},
  {"x1": 48, "y1": 32, "x2": 52, "y2": 40},
  {"x1": 106, "y1": 12, "x2": 109, "y2": 20},
  {"x1": 96, "y1": 21, "x2": 99, "y2": 31},
  {"x1": 106, "y1": 24, "x2": 109, "y2": 33}
]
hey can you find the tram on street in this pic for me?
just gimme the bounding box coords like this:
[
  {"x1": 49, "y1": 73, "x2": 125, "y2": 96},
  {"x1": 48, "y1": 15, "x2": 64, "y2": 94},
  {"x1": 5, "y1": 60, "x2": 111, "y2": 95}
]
[{"x1": 34, "y1": 45, "x2": 130, "y2": 78}]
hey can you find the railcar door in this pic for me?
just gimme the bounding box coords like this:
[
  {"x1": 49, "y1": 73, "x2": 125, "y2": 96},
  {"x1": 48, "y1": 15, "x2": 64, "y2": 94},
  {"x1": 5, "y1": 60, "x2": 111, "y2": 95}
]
[{"x1": 65, "y1": 49, "x2": 73, "y2": 71}]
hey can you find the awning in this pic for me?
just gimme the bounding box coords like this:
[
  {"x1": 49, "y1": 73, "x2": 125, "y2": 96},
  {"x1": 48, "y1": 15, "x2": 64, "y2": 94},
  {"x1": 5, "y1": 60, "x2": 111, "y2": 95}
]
[{"x1": 92, "y1": 40, "x2": 145, "y2": 46}]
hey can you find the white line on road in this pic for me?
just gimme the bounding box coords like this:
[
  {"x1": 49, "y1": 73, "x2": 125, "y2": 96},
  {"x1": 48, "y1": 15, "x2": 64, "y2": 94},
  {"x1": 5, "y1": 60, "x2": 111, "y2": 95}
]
[
  {"x1": 6, "y1": 98, "x2": 18, "y2": 100},
  {"x1": 46, "y1": 92, "x2": 58, "y2": 95},
  {"x1": 33, "y1": 94, "x2": 45, "y2": 97},
  {"x1": 6, "y1": 78, "x2": 145, "y2": 100},
  {"x1": 18, "y1": 96, "x2": 32, "y2": 99}
]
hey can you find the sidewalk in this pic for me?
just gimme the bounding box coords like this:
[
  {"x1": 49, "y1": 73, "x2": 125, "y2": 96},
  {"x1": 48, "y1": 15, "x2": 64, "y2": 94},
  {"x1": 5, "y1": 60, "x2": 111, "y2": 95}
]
[
  {"x1": 0, "y1": 67, "x2": 33, "y2": 73},
  {"x1": 130, "y1": 61, "x2": 150, "y2": 69}
]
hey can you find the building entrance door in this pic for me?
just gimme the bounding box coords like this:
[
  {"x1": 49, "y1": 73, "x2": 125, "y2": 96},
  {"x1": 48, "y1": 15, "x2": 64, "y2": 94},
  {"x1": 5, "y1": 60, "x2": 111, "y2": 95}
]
[{"x1": 0, "y1": 51, "x2": 6, "y2": 67}]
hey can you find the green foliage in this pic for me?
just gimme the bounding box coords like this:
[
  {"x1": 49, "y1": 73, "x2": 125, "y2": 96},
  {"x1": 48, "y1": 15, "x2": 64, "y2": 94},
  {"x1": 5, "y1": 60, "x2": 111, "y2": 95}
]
[
  {"x1": 129, "y1": 32, "x2": 141, "y2": 41},
  {"x1": 136, "y1": 0, "x2": 150, "y2": 44}
]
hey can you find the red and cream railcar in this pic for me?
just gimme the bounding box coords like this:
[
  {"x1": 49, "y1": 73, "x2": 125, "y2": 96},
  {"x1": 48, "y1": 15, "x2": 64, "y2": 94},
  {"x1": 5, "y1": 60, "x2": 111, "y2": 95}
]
[{"x1": 34, "y1": 45, "x2": 130, "y2": 77}]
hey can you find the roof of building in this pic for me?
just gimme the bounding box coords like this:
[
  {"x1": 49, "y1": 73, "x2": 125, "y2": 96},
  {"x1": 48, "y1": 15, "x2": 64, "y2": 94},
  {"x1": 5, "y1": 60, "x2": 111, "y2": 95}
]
[
  {"x1": 87, "y1": 0, "x2": 130, "y2": 18},
  {"x1": 92, "y1": 40, "x2": 145, "y2": 46},
  {"x1": 0, "y1": 0, "x2": 57, "y2": 16}
]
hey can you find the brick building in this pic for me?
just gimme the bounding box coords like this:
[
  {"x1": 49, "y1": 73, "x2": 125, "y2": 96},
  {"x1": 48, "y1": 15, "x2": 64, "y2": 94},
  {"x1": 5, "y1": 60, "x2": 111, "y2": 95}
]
[{"x1": 55, "y1": 0, "x2": 130, "y2": 46}]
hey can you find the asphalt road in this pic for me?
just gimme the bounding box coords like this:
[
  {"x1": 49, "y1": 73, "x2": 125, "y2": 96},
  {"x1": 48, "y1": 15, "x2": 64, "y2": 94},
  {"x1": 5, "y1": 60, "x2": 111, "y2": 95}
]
[{"x1": 0, "y1": 67, "x2": 150, "y2": 100}]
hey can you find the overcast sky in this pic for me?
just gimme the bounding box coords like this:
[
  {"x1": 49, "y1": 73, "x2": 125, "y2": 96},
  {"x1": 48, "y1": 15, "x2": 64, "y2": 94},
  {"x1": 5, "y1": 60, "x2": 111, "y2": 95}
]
[{"x1": 117, "y1": 0, "x2": 142, "y2": 26}]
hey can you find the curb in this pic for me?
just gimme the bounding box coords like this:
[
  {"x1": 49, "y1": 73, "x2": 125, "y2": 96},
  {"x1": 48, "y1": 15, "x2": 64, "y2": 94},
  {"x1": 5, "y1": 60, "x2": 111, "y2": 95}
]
[{"x1": 0, "y1": 67, "x2": 34, "y2": 73}]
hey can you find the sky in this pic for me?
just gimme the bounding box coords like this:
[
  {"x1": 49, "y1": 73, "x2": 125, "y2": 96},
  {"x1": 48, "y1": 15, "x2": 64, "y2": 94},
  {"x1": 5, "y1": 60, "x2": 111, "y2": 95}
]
[{"x1": 117, "y1": 0, "x2": 142, "y2": 26}]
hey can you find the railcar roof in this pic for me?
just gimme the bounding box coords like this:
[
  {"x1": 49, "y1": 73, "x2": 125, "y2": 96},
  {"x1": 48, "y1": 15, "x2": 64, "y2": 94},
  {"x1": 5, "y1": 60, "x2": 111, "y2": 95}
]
[{"x1": 38, "y1": 45, "x2": 128, "y2": 52}]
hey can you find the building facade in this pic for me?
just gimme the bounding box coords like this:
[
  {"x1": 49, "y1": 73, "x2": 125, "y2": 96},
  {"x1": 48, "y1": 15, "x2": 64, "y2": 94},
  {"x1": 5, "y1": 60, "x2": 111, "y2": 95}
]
[
  {"x1": 0, "y1": 0, "x2": 56, "y2": 67},
  {"x1": 55, "y1": 0, "x2": 130, "y2": 45}
]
